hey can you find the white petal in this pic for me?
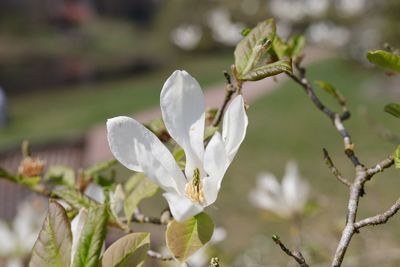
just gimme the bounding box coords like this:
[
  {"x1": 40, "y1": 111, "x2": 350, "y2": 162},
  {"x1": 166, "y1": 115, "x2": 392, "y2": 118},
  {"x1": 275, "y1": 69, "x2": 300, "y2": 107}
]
[
  {"x1": 160, "y1": 70, "x2": 206, "y2": 179},
  {"x1": 84, "y1": 183, "x2": 104, "y2": 203},
  {"x1": 107, "y1": 116, "x2": 186, "y2": 194},
  {"x1": 0, "y1": 222, "x2": 16, "y2": 256},
  {"x1": 163, "y1": 192, "x2": 203, "y2": 222},
  {"x1": 222, "y1": 95, "x2": 248, "y2": 161},
  {"x1": 6, "y1": 258, "x2": 24, "y2": 267},
  {"x1": 202, "y1": 132, "x2": 229, "y2": 205},
  {"x1": 71, "y1": 208, "x2": 88, "y2": 264},
  {"x1": 282, "y1": 161, "x2": 309, "y2": 211},
  {"x1": 110, "y1": 184, "x2": 125, "y2": 219}
]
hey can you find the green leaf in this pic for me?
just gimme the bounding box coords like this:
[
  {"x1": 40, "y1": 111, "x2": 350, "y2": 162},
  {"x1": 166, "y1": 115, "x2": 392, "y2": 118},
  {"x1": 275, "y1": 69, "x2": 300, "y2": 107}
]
[
  {"x1": 166, "y1": 213, "x2": 214, "y2": 263},
  {"x1": 84, "y1": 159, "x2": 118, "y2": 177},
  {"x1": 384, "y1": 103, "x2": 400, "y2": 118},
  {"x1": 45, "y1": 166, "x2": 75, "y2": 187},
  {"x1": 367, "y1": 50, "x2": 400, "y2": 73},
  {"x1": 29, "y1": 201, "x2": 72, "y2": 267},
  {"x1": 17, "y1": 175, "x2": 41, "y2": 187},
  {"x1": 395, "y1": 145, "x2": 400, "y2": 169},
  {"x1": 71, "y1": 205, "x2": 109, "y2": 267},
  {"x1": 102, "y1": 232, "x2": 150, "y2": 267},
  {"x1": 288, "y1": 35, "x2": 305, "y2": 57},
  {"x1": 239, "y1": 58, "x2": 292, "y2": 81},
  {"x1": 124, "y1": 173, "x2": 159, "y2": 224},
  {"x1": 53, "y1": 188, "x2": 98, "y2": 209},
  {"x1": 0, "y1": 167, "x2": 16, "y2": 181},
  {"x1": 234, "y1": 18, "x2": 276, "y2": 76},
  {"x1": 272, "y1": 35, "x2": 289, "y2": 59}
]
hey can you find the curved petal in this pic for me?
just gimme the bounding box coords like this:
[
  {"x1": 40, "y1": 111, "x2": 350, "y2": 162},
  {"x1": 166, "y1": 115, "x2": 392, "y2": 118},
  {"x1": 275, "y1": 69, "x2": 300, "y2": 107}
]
[
  {"x1": 202, "y1": 132, "x2": 229, "y2": 205},
  {"x1": 71, "y1": 208, "x2": 88, "y2": 264},
  {"x1": 84, "y1": 183, "x2": 104, "y2": 204},
  {"x1": 107, "y1": 116, "x2": 186, "y2": 194},
  {"x1": 160, "y1": 70, "x2": 206, "y2": 179},
  {"x1": 222, "y1": 95, "x2": 248, "y2": 161},
  {"x1": 163, "y1": 192, "x2": 203, "y2": 222},
  {"x1": 0, "y1": 222, "x2": 16, "y2": 255},
  {"x1": 282, "y1": 161, "x2": 309, "y2": 210}
]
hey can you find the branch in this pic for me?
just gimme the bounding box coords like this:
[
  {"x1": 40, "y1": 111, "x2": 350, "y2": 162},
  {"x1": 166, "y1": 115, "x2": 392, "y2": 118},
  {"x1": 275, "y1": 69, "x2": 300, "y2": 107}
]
[
  {"x1": 212, "y1": 71, "x2": 240, "y2": 127},
  {"x1": 354, "y1": 198, "x2": 400, "y2": 229},
  {"x1": 147, "y1": 250, "x2": 174, "y2": 261},
  {"x1": 323, "y1": 148, "x2": 351, "y2": 187},
  {"x1": 287, "y1": 66, "x2": 361, "y2": 167},
  {"x1": 272, "y1": 235, "x2": 309, "y2": 267},
  {"x1": 130, "y1": 208, "x2": 170, "y2": 225},
  {"x1": 366, "y1": 155, "x2": 394, "y2": 177}
]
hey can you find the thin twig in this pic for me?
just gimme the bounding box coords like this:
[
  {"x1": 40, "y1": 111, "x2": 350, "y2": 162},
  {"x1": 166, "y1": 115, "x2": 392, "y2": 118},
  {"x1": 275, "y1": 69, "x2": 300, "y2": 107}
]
[
  {"x1": 272, "y1": 235, "x2": 309, "y2": 267},
  {"x1": 323, "y1": 148, "x2": 351, "y2": 187},
  {"x1": 147, "y1": 250, "x2": 174, "y2": 261},
  {"x1": 354, "y1": 198, "x2": 400, "y2": 229},
  {"x1": 130, "y1": 208, "x2": 169, "y2": 225},
  {"x1": 366, "y1": 155, "x2": 394, "y2": 177},
  {"x1": 212, "y1": 71, "x2": 240, "y2": 127}
]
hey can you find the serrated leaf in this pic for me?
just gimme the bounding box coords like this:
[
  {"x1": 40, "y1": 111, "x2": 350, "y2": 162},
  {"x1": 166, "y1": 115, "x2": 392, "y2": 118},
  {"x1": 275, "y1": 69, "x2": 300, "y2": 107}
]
[
  {"x1": 102, "y1": 232, "x2": 150, "y2": 267},
  {"x1": 53, "y1": 188, "x2": 98, "y2": 209},
  {"x1": 29, "y1": 201, "x2": 72, "y2": 267},
  {"x1": 166, "y1": 213, "x2": 214, "y2": 263},
  {"x1": 71, "y1": 205, "x2": 109, "y2": 267},
  {"x1": 288, "y1": 35, "x2": 305, "y2": 57},
  {"x1": 234, "y1": 18, "x2": 276, "y2": 75},
  {"x1": 46, "y1": 166, "x2": 75, "y2": 187},
  {"x1": 367, "y1": 50, "x2": 400, "y2": 73},
  {"x1": 124, "y1": 173, "x2": 159, "y2": 224},
  {"x1": 239, "y1": 58, "x2": 292, "y2": 81},
  {"x1": 384, "y1": 103, "x2": 400, "y2": 118},
  {"x1": 395, "y1": 145, "x2": 400, "y2": 169}
]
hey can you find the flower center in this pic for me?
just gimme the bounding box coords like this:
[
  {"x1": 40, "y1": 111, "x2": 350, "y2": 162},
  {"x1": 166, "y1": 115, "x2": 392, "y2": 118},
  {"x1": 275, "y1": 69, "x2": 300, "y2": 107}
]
[{"x1": 185, "y1": 168, "x2": 204, "y2": 204}]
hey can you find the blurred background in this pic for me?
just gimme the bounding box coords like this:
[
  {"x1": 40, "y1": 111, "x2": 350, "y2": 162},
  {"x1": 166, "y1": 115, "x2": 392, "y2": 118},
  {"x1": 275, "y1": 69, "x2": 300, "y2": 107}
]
[{"x1": 1, "y1": 0, "x2": 400, "y2": 266}]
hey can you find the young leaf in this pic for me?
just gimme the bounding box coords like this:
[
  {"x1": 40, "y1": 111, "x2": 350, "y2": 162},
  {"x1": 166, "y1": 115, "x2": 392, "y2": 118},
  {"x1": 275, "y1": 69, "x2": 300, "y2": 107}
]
[
  {"x1": 288, "y1": 35, "x2": 306, "y2": 57},
  {"x1": 71, "y1": 205, "x2": 109, "y2": 267},
  {"x1": 272, "y1": 35, "x2": 289, "y2": 59},
  {"x1": 102, "y1": 232, "x2": 150, "y2": 267},
  {"x1": 124, "y1": 173, "x2": 159, "y2": 224},
  {"x1": 384, "y1": 103, "x2": 400, "y2": 118},
  {"x1": 45, "y1": 166, "x2": 75, "y2": 187},
  {"x1": 53, "y1": 188, "x2": 98, "y2": 209},
  {"x1": 234, "y1": 18, "x2": 276, "y2": 76},
  {"x1": 367, "y1": 50, "x2": 400, "y2": 73},
  {"x1": 29, "y1": 201, "x2": 72, "y2": 267},
  {"x1": 84, "y1": 159, "x2": 118, "y2": 177},
  {"x1": 166, "y1": 212, "x2": 214, "y2": 263},
  {"x1": 239, "y1": 58, "x2": 292, "y2": 81},
  {"x1": 395, "y1": 145, "x2": 400, "y2": 169}
]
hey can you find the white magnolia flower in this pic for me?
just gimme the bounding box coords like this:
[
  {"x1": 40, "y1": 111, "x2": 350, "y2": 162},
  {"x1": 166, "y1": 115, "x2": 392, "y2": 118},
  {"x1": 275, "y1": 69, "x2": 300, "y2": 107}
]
[
  {"x1": 249, "y1": 161, "x2": 310, "y2": 219},
  {"x1": 0, "y1": 198, "x2": 46, "y2": 267},
  {"x1": 170, "y1": 23, "x2": 202, "y2": 51},
  {"x1": 107, "y1": 70, "x2": 248, "y2": 221}
]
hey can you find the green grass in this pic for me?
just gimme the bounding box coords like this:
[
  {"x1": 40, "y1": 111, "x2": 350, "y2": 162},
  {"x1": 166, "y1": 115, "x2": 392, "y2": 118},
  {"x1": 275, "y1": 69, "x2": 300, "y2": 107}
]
[
  {"x1": 0, "y1": 52, "x2": 233, "y2": 150},
  {"x1": 205, "y1": 58, "x2": 400, "y2": 266}
]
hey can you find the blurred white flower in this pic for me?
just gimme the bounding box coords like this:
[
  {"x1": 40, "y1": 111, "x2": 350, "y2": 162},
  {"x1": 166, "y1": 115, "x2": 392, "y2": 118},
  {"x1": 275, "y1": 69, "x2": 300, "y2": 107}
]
[
  {"x1": 336, "y1": 0, "x2": 366, "y2": 16},
  {"x1": 249, "y1": 161, "x2": 310, "y2": 219},
  {"x1": 207, "y1": 8, "x2": 245, "y2": 46},
  {"x1": 0, "y1": 198, "x2": 46, "y2": 267},
  {"x1": 170, "y1": 24, "x2": 202, "y2": 51},
  {"x1": 269, "y1": 0, "x2": 328, "y2": 22},
  {"x1": 306, "y1": 22, "x2": 350, "y2": 47},
  {"x1": 107, "y1": 70, "x2": 248, "y2": 222}
]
